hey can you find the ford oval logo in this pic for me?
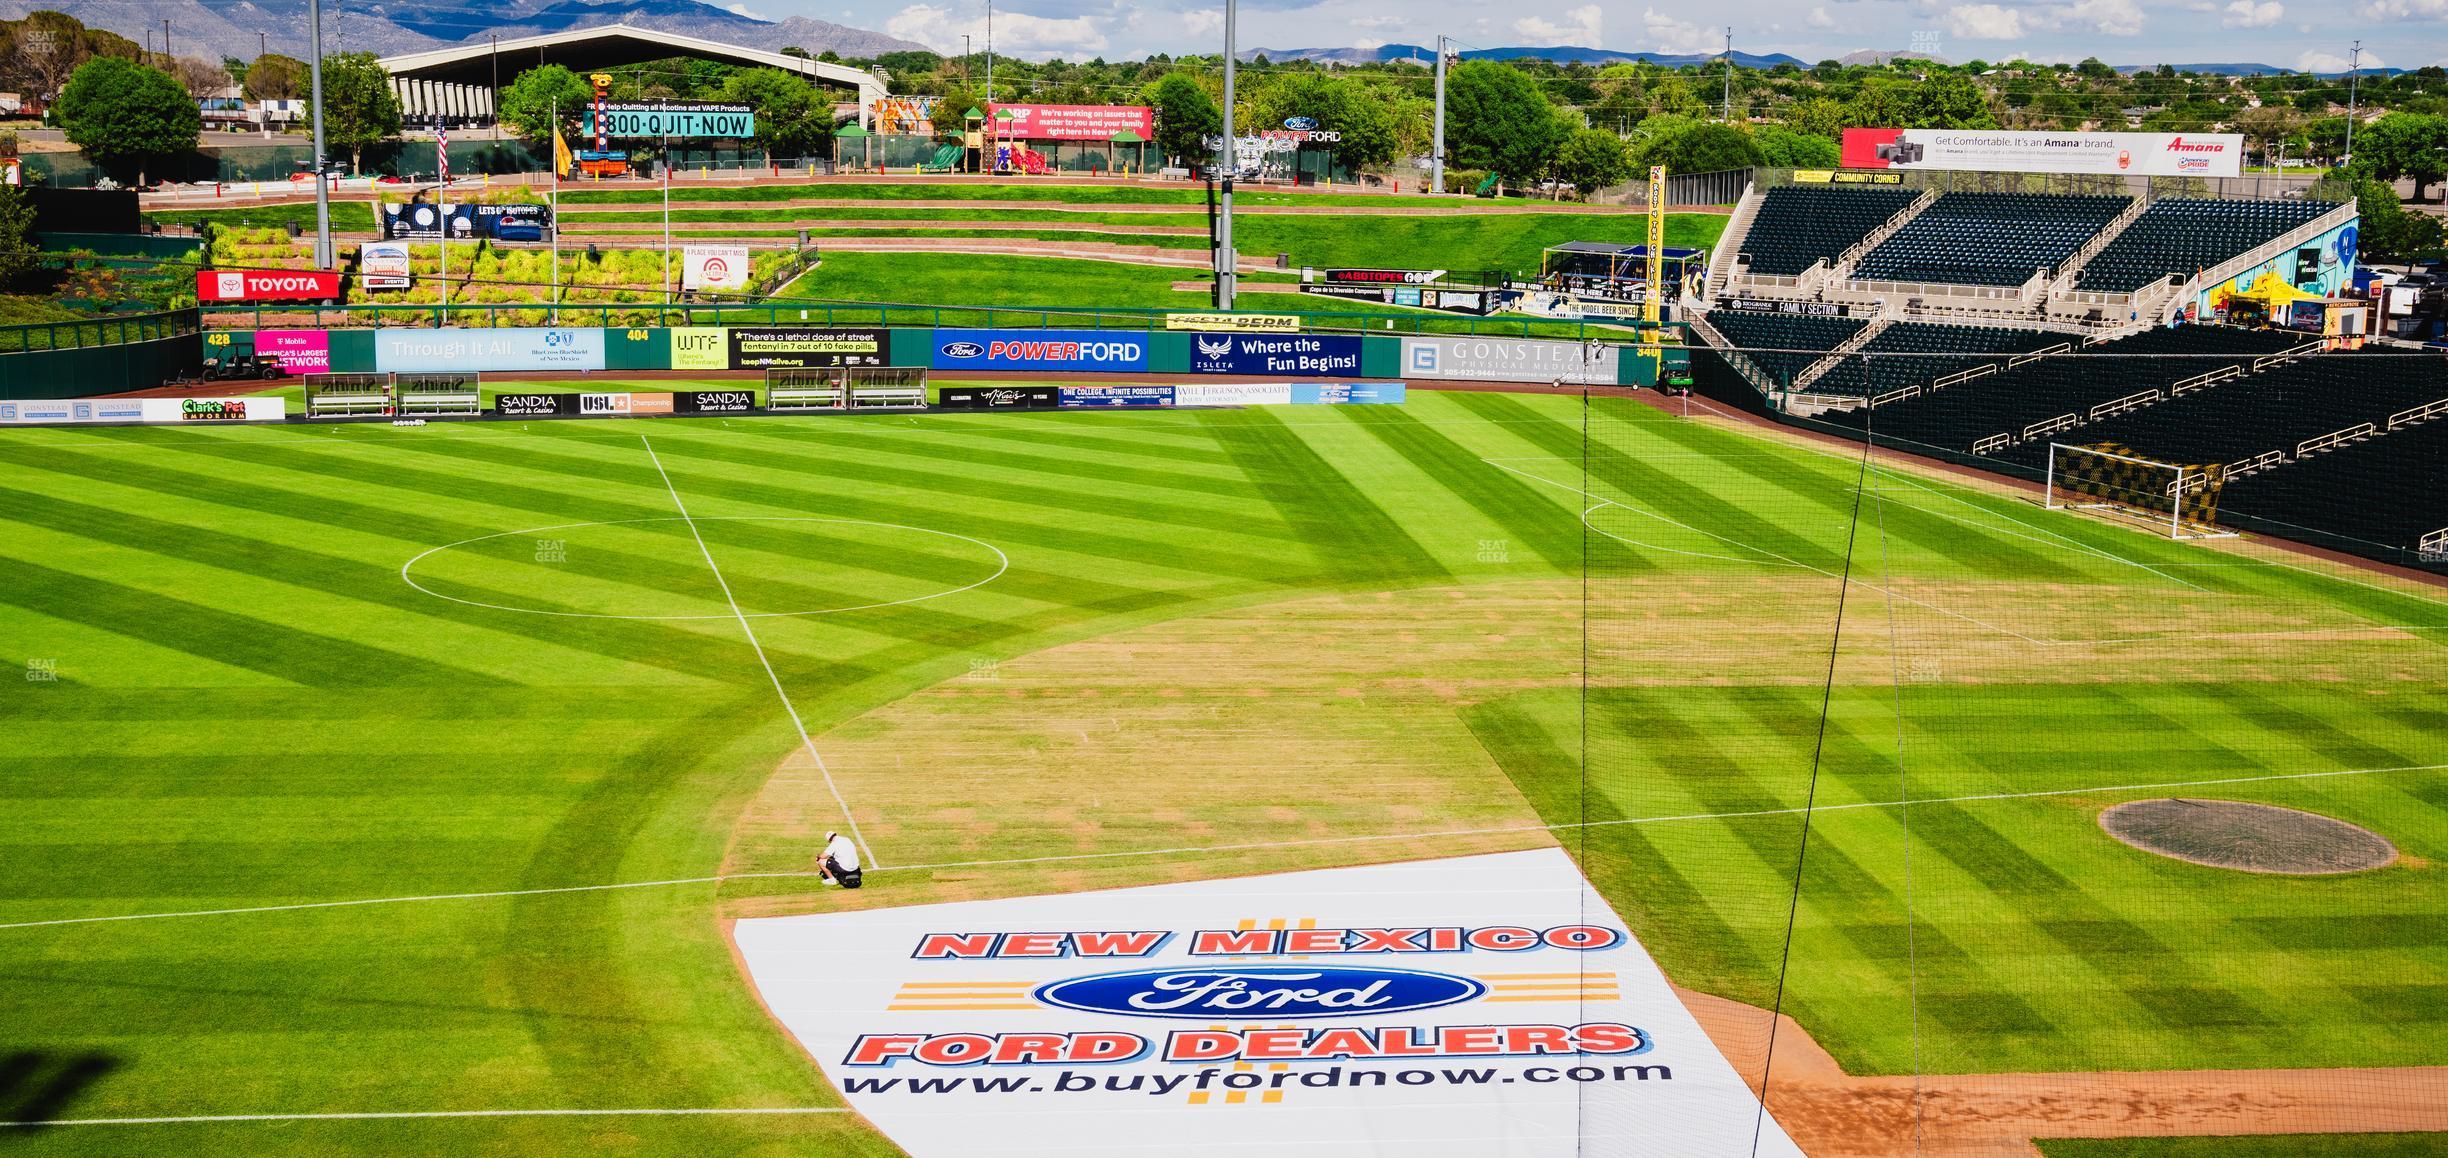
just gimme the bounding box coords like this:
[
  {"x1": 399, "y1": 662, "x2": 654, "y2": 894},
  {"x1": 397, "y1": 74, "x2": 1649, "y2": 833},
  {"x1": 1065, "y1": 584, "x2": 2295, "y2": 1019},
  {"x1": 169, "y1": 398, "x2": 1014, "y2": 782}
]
[
  {"x1": 1284, "y1": 116, "x2": 1319, "y2": 131},
  {"x1": 1034, "y1": 966, "x2": 1484, "y2": 1020},
  {"x1": 941, "y1": 341, "x2": 985, "y2": 358}
]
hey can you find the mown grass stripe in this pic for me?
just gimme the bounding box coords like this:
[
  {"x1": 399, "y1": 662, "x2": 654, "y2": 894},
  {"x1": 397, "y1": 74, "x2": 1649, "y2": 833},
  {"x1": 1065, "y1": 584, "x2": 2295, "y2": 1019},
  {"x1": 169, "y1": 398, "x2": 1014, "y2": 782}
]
[
  {"x1": 1334, "y1": 406, "x2": 1585, "y2": 571},
  {"x1": 1199, "y1": 408, "x2": 1445, "y2": 584}
]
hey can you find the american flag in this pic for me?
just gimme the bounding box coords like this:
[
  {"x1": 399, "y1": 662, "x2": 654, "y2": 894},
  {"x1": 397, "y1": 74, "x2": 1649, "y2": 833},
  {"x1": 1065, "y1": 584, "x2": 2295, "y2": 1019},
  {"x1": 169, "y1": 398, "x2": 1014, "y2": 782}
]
[{"x1": 435, "y1": 117, "x2": 449, "y2": 187}]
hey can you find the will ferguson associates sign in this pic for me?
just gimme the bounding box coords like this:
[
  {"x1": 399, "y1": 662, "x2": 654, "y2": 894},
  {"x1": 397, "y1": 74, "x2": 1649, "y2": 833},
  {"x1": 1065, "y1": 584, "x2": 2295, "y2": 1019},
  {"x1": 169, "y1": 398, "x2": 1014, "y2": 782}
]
[{"x1": 734, "y1": 849, "x2": 1803, "y2": 1158}]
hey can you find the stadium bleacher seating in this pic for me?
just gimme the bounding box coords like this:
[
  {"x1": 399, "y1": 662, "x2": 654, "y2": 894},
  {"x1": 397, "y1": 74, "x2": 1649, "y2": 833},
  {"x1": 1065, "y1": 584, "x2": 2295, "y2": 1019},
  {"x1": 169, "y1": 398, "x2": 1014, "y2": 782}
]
[
  {"x1": 1739, "y1": 185, "x2": 1923, "y2": 277},
  {"x1": 1834, "y1": 322, "x2": 2065, "y2": 397},
  {"x1": 1854, "y1": 193, "x2": 2130, "y2": 286},
  {"x1": 1991, "y1": 350, "x2": 2447, "y2": 471},
  {"x1": 2219, "y1": 417, "x2": 2448, "y2": 553},
  {"x1": 1704, "y1": 309, "x2": 1868, "y2": 386},
  {"x1": 1836, "y1": 325, "x2": 2300, "y2": 453},
  {"x1": 2075, "y1": 198, "x2": 2342, "y2": 293}
]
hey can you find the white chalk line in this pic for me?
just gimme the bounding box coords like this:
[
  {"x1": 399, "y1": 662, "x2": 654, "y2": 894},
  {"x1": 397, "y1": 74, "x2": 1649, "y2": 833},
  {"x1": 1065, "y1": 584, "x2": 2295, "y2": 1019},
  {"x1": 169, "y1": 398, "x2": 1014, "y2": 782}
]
[
  {"x1": 2, "y1": 1107, "x2": 852, "y2": 1129},
  {"x1": 8, "y1": 761, "x2": 2440, "y2": 934},
  {"x1": 640, "y1": 435, "x2": 877, "y2": 870},
  {"x1": 397, "y1": 515, "x2": 1009, "y2": 621}
]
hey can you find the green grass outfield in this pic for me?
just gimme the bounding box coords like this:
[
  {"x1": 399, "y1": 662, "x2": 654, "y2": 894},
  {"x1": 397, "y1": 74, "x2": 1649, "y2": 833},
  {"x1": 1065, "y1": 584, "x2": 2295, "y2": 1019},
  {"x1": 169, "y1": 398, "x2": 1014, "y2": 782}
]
[{"x1": 0, "y1": 392, "x2": 2442, "y2": 1154}]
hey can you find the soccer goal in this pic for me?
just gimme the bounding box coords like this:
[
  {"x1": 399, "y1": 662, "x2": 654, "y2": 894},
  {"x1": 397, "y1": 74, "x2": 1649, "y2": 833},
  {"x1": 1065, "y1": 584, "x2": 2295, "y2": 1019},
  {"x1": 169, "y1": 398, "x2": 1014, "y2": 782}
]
[{"x1": 2045, "y1": 442, "x2": 2235, "y2": 539}]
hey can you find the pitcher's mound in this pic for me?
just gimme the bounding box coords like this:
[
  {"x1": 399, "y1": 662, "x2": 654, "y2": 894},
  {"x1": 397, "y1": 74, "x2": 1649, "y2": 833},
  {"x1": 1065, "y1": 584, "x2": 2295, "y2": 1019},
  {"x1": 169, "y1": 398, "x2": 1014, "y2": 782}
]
[{"x1": 2100, "y1": 798, "x2": 2396, "y2": 874}]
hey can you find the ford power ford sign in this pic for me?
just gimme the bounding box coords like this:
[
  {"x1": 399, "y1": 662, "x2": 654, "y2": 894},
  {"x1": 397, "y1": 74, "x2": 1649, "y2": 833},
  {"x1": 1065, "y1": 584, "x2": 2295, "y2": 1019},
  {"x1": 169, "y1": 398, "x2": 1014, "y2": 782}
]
[
  {"x1": 1188, "y1": 333, "x2": 1360, "y2": 376},
  {"x1": 932, "y1": 329, "x2": 1148, "y2": 372}
]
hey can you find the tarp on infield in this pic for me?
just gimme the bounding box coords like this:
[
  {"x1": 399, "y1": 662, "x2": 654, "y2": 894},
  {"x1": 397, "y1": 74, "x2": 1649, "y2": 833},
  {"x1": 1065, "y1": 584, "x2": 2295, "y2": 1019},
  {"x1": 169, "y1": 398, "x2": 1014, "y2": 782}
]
[{"x1": 734, "y1": 848, "x2": 1802, "y2": 1157}]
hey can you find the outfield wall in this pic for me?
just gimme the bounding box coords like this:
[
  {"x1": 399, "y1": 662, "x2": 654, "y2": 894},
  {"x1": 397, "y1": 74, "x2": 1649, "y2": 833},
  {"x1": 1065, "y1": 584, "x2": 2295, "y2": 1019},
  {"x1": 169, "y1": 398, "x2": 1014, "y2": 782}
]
[{"x1": 208, "y1": 326, "x2": 1666, "y2": 387}]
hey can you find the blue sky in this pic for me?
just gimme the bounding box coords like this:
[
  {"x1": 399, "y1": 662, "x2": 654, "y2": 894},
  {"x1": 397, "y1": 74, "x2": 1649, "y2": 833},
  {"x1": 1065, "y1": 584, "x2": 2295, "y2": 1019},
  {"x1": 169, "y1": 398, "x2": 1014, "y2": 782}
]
[{"x1": 784, "y1": 0, "x2": 2446, "y2": 71}]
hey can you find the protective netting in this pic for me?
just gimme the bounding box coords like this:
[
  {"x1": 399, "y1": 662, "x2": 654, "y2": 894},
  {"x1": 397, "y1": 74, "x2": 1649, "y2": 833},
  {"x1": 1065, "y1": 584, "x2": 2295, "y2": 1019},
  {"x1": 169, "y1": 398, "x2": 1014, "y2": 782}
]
[{"x1": 1581, "y1": 339, "x2": 2448, "y2": 1155}]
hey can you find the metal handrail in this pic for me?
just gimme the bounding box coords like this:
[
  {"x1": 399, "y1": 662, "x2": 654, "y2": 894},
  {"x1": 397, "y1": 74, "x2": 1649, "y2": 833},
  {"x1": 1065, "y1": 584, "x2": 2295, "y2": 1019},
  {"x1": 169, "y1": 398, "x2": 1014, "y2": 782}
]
[
  {"x1": 2089, "y1": 388, "x2": 2163, "y2": 419},
  {"x1": 1971, "y1": 432, "x2": 2013, "y2": 455},
  {"x1": 2297, "y1": 422, "x2": 2377, "y2": 456},
  {"x1": 2388, "y1": 397, "x2": 2448, "y2": 429},
  {"x1": 2023, "y1": 412, "x2": 2080, "y2": 439}
]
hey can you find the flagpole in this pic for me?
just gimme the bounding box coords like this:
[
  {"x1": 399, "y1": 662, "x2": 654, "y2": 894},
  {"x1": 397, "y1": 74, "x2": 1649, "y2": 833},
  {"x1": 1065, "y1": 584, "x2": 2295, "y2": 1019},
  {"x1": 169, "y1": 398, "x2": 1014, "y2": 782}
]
[
  {"x1": 436, "y1": 116, "x2": 450, "y2": 308},
  {"x1": 550, "y1": 95, "x2": 561, "y2": 325}
]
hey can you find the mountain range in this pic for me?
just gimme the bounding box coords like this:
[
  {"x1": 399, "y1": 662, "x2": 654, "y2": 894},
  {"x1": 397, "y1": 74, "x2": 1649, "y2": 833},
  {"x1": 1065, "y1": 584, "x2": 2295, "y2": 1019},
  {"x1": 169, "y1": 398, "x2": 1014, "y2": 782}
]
[{"x1": 0, "y1": 0, "x2": 925, "y2": 63}]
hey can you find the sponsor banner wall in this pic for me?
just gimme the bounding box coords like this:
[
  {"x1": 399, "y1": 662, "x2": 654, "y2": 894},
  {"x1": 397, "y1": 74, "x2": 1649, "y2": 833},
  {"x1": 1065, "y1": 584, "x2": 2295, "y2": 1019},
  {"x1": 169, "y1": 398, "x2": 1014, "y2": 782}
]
[
  {"x1": 607, "y1": 326, "x2": 668, "y2": 372},
  {"x1": 730, "y1": 326, "x2": 889, "y2": 369},
  {"x1": 578, "y1": 392, "x2": 632, "y2": 416},
  {"x1": 585, "y1": 101, "x2": 755, "y2": 139},
  {"x1": 1187, "y1": 333, "x2": 1361, "y2": 377},
  {"x1": 1060, "y1": 384, "x2": 1173, "y2": 408},
  {"x1": 360, "y1": 242, "x2": 412, "y2": 290},
  {"x1": 682, "y1": 245, "x2": 750, "y2": 292},
  {"x1": 1718, "y1": 298, "x2": 1858, "y2": 318},
  {"x1": 676, "y1": 389, "x2": 758, "y2": 414},
  {"x1": 937, "y1": 384, "x2": 1061, "y2": 409},
  {"x1": 1165, "y1": 313, "x2": 1300, "y2": 333},
  {"x1": 1400, "y1": 336, "x2": 1619, "y2": 383},
  {"x1": 493, "y1": 392, "x2": 574, "y2": 417},
  {"x1": 936, "y1": 329, "x2": 1149, "y2": 373},
  {"x1": 987, "y1": 103, "x2": 1154, "y2": 141},
  {"x1": 196, "y1": 269, "x2": 341, "y2": 303},
  {"x1": 670, "y1": 327, "x2": 728, "y2": 371},
  {"x1": 0, "y1": 397, "x2": 148, "y2": 424},
  {"x1": 1840, "y1": 127, "x2": 2244, "y2": 178},
  {"x1": 256, "y1": 329, "x2": 331, "y2": 372},
  {"x1": 379, "y1": 202, "x2": 555, "y2": 241},
  {"x1": 735, "y1": 849, "x2": 1803, "y2": 1158},
  {"x1": 375, "y1": 327, "x2": 604, "y2": 373},
  {"x1": 1174, "y1": 381, "x2": 1293, "y2": 407},
  {"x1": 1293, "y1": 381, "x2": 1406, "y2": 405},
  {"x1": 142, "y1": 397, "x2": 286, "y2": 423},
  {"x1": 1322, "y1": 268, "x2": 1447, "y2": 285},
  {"x1": 1299, "y1": 283, "x2": 1394, "y2": 304}
]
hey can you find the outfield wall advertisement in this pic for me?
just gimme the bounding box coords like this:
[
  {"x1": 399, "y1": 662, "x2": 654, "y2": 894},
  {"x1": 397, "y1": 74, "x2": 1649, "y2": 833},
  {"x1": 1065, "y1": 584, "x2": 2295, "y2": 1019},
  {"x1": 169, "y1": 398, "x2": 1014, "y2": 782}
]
[
  {"x1": 0, "y1": 396, "x2": 284, "y2": 425},
  {"x1": 1840, "y1": 128, "x2": 2244, "y2": 178},
  {"x1": 1187, "y1": 333, "x2": 1361, "y2": 376},
  {"x1": 934, "y1": 330, "x2": 1149, "y2": 372},
  {"x1": 735, "y1": 849, "x2": 1803, "y2": 1158},
  {"x1": 1401, "y1": 336, "x2": 1619, "y2": 383},
  {"x1": 375, "y1": 328, "x2": 604, "y2": 373}
]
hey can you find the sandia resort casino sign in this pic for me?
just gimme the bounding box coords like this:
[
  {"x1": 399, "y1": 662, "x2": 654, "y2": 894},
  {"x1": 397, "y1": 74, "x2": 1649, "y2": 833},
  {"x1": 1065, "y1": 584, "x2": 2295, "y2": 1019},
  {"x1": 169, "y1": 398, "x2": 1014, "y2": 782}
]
[{"x1": 733, "y1": 849, "x2": 1804, "y2": 1157}]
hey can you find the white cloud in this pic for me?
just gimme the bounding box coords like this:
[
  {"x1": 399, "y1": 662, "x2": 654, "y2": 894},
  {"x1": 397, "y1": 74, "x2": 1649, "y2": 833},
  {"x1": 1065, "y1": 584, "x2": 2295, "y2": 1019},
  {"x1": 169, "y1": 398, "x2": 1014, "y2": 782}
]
[
  {"x1": 1348, "y1": 14, "x2": 1405, "y2": 29},
  {"x1": 2049, "y1": 0, "x2": 2145, "y2": 35},
  {"x1": 724, "y1": 2, "x2": 770, "y2": 17},
  {"x1": 1808, "y1": 5, "x2": 1838, "y2": 27},
  {"x1": 1513, "y1": 3, "x2": 1603, "y2": 46},
  {"x1": 2297, "y1": 48, "x2": 2385, "y2": 71},
  {"x1": 2220, "y1": 0, "x2": 2282, "y2": 24},
  {"x1": 886, "y1": 3, "x2": 1110, "y2": 57},
  {"x1": 1641, "y1": 8, "x2": 1724, "y2": 55},
  {"x1": 1945, "y1": 2, "x2": 2025, "y2": 38},
  {"x1": 2365, "y1": 0, "x2": 2446, "y2": 15},
  {"x1": 1180, "y1": 8, "x2": 1224, "y2": 36}
]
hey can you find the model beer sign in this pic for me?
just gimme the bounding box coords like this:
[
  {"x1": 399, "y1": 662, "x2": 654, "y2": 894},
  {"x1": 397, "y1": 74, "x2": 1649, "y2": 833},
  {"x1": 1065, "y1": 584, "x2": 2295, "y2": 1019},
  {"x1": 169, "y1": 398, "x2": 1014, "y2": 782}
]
[{"x1": 585, "y1": 101, "x2": 755, "y2": 138}]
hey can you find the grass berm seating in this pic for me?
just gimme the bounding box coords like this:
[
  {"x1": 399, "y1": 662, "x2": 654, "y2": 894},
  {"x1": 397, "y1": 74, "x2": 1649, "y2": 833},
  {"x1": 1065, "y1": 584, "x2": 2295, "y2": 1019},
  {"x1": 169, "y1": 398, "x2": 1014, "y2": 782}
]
[
  {"x1": 1854, "y1": 192, "x2": 2130, "y2": 286},
  {"x1": 1704, "y1": 309, "x2": 1868, "y2": 388},
  {"x1": 1834, "y1": 322, "x2": 2064, "y2": 398},
  {"x1": 2218, "y1": 418, "x2": 2448, "y2": 554},
  {"x1": 1740, "y1": 185, "x2": 1923, "y2": 277},
  {"x1": 1834, "y1": 325, "x2": 2299, "y2": 454},
  {"x1": 1992, "y1": 350, "x2": 2448, "y2": 472},
  {"x1": 2076, "y1": 199, "x2": 2343, "y2": 293}
]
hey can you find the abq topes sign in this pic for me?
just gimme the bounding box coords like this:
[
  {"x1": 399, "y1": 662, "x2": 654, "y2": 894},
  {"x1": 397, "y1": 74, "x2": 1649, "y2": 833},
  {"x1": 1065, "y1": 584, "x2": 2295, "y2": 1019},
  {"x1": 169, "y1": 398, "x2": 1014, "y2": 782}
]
[{"x1": 195, "y1": 269, "x2": 342, "y2": 303}]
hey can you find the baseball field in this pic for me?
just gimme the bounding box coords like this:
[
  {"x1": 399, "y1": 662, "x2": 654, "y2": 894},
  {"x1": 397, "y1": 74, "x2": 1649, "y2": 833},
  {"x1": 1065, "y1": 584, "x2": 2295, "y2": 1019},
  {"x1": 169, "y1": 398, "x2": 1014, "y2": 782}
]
[{"x1": 2, "y1": 387, "x2": 2442, "y2": 1154}]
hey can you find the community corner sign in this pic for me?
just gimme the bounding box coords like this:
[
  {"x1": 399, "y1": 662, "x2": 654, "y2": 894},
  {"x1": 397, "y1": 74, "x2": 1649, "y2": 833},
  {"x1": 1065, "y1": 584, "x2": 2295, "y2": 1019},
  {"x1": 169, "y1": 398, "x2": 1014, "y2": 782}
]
[{"x1": 734, "y1": 849, "x2": 1803, "y2": 1158}]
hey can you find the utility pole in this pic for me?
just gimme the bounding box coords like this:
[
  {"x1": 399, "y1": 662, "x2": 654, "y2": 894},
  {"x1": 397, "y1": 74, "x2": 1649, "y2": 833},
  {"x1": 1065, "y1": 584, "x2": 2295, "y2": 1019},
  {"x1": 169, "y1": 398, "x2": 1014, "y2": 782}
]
[
  {"x1": 1216, "y1": 0, "x2": 1238, "y2": 308},
  {"x1": 163, "y1": 19, "x2": 173, "y2": 62},
  {"x1": 2343, "y1": 40, "x2": 2362, "y2": 166},
  {"x1": 259, "y1": 31, "x2": 266, "y2": 61},
  {"x1": 963, "y1": 35, "x2": 971, "y2": 84},
  {"x1": 1432, "y1": 35, "x2": 1448, "y2": 195},
  {"x1": 1721, "y1": 28, "x2": 1733, "y2": 122},
  {"x1": 308, "y1": 0, "x2": 333, "y2": 269},
  {"x1": 986, "y1": 0, "x2": 994, "y2": 102},
  {"x1": 490, "y1": 33, "x2": 499, "y2": 129}
]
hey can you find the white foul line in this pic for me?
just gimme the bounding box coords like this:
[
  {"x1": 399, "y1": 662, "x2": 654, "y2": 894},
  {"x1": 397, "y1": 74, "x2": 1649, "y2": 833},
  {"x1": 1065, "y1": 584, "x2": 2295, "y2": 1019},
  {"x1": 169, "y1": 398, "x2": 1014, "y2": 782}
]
[
  {"x1": 639, "y1": 434, "x2": 877, "y2": 869},
  {"x1": 5, "y1": 761, "x2": 2439, "y2": 933},
  {"x1": 3, "y1": 1107, "x2": 851, "y2": 1129}
]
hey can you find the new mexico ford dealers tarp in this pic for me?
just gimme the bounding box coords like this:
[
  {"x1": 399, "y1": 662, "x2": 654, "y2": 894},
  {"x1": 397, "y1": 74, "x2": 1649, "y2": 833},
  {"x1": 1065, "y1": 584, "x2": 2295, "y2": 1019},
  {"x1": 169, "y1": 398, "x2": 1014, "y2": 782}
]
[
  {"x1": 1401, "y1": 336, "x2": 1619, "y2": 383},
  {"x1": 735, "y1": 848, "x2": 1802, "y2": 1158},
  {"x1": 932, "y1": 329, "x2": 1148, "y2": 372},
  {"x1": 1188, "y1": 332, "x2": 1361, "y2": 376},
  {"x1": 375, "y1": 327, "x2": 604, "y2": 373}
]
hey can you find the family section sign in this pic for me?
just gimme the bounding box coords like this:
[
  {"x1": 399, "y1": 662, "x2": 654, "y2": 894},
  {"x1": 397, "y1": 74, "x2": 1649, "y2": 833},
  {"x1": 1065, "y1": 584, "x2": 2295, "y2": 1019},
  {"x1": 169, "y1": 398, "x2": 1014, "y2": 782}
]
[{"x1": 733, "y1": 848, "x2": 1802, "y2": 1157}]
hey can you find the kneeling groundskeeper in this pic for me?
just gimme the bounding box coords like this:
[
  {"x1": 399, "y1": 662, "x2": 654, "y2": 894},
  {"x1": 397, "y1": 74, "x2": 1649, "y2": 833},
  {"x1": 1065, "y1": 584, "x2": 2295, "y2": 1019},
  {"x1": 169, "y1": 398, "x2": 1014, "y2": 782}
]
[{"x1": 820, "y1": 831, "x2": 863, "y2": 889}]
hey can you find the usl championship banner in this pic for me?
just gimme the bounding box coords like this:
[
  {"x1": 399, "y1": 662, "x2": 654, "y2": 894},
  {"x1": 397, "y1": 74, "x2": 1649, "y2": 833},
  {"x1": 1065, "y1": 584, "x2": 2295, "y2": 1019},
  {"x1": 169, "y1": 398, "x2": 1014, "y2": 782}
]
[
  {"x1": 735, "y1": 849, "x2": 1802, "y2": 1157},
  {"x1": 1840, "y1": 127, "x2": 2243, "y2": 178}
]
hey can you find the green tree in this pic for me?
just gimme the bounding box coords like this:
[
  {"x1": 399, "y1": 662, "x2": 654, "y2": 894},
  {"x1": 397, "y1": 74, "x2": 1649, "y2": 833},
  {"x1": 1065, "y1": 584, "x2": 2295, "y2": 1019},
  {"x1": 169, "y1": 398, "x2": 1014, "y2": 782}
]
[
  {"x1": 1553, "y1": 126, "x2": 1632, "y2": 194},
  {"x1": 722, "y1": 68, "x2": 832, "y2": 160},
  {"x1": 1784, "y1": 96, "x2": 1847, "y2": 140},
  {"x1": 2351, "y1": 113, "x2": 2448, "y2": 203},
  {"x1": 54, "y1": 55, "x2": 197, "y2": 182},
  {"x1": 2339, "y1": 177, "x2": 2445, "y2": 259},
  {"x1": 1905, "y1": 71, "x2": 1995, "y2": 128},
  {"x1": 1248, "y1": 72, "x2": 1396, "y2": 171},
  {"x1": 496, "y1": 65, "x2": 590, "y2": 142},
  {"x1": 1147, "y1": 71, "x2": 1220, "y2": 168},
  {"x1": 0, "y1": 181, "x2": 36, "y2": 286},
  {"x1": 1751, "y1": 123, "x2": 1838, "y2": 167},
  {"x1": 1631, "y1": 120, "x2": 1763, "y2": 174},
  {"x1": 321, "y1": 52, "x2": 402, "y2": 174},
  {"x1": 242, "y1": 52, "x2": 305, "y2": 100},
  {"x1": 1443, "y1": 61, "x2": 1569, "y2": 184}
]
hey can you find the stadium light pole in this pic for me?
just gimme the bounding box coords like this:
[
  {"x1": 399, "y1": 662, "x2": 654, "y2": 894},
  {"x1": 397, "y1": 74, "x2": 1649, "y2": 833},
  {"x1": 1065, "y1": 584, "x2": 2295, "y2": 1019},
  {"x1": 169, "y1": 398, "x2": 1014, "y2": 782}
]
[
  {"x1": 1720, "y1": 28, "x2": 1733, "y2": 122},
  {"x1": 2344, "y1": 40, "x2": 2362, "y2": 166},
  {"x1": 1216, "y1": 0, "x2": 1238, "y2": 310},
  {"x1": 307, "y1": 0, "x2": 333, "y2": 269},
  {"x1": 1432, "y1": 35, "x2": 1447, "y2": 195}
]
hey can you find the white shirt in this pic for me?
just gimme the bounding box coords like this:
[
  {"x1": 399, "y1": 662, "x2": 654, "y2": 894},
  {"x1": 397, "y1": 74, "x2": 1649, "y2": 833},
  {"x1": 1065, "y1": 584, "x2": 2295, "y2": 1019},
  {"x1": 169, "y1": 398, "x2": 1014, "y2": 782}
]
[{"x1": 824, "y1": 834, "x2": 861, "y2": 872}]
